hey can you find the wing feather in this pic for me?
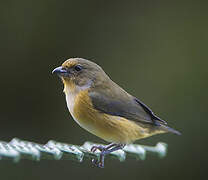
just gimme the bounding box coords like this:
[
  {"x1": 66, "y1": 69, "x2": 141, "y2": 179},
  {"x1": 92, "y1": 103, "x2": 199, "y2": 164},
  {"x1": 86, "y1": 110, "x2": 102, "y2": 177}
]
[{"x1": 89, "y1": 90, "x2": 167, "y2": 125}]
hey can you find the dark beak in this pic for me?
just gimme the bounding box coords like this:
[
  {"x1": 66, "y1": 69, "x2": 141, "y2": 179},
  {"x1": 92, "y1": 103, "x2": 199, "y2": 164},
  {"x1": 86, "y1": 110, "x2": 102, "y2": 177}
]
[{"x1": 52, "y1": 66, "x2": 68, "y2": 76}]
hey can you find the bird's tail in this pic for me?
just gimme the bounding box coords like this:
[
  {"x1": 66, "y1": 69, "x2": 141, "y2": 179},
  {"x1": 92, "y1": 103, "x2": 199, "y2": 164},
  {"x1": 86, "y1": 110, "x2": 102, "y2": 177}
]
[{"x1": 158, "y1": 123, "x2": 181, "y2": 135}]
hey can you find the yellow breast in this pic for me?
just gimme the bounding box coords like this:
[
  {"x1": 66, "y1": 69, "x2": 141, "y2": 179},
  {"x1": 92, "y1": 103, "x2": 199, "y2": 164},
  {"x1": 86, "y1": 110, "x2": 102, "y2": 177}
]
[{"x1": 68, "y1": 90, "x2": 152, "y2": 144}]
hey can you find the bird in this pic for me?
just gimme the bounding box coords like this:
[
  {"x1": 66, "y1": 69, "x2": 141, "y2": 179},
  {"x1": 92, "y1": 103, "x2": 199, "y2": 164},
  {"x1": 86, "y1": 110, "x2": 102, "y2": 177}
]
[{"x1": 52, "y1": 58, "x2": 181, "y2": 168}]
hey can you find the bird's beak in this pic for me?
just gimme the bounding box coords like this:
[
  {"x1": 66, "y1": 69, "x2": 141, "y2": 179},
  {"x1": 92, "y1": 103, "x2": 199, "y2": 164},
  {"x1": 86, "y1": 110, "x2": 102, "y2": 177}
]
[{"x1": 52, "y1": 66, "x2": 68, "y2": 76}]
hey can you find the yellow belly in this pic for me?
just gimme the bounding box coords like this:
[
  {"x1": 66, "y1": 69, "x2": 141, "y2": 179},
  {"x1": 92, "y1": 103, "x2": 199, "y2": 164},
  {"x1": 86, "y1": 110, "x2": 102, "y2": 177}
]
[{"x1": 70, "y1": 90, "x2": 156, "y2": 144}]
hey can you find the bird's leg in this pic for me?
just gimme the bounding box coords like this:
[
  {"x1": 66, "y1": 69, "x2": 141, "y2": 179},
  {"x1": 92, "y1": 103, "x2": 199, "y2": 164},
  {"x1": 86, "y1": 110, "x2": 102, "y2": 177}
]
[
  {"x1": 91, "y1": 143, "x2": 125, "y2": 168},
  {"x1": 91, "y1": 143, "x2": 115, "y2": 153}
]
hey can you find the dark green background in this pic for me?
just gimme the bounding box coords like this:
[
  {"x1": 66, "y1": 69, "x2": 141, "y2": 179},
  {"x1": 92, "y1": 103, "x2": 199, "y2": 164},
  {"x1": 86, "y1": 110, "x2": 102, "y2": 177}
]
[{"x1": 0, "y1": 0, "x2": 207, "y2": 179}]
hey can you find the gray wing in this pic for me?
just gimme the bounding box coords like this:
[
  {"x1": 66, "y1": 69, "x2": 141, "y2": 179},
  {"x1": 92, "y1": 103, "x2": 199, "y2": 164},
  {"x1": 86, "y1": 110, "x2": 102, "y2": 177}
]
[{"x1": 89, "y1": 91, "x2": 167, "y2": 125}]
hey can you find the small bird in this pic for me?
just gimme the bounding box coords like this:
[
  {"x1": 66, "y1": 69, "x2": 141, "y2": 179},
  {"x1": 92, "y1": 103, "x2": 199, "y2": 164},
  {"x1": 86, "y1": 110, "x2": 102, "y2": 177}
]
[{"x1": 52, "y1": 58, "x2": 181, "y2": 167}]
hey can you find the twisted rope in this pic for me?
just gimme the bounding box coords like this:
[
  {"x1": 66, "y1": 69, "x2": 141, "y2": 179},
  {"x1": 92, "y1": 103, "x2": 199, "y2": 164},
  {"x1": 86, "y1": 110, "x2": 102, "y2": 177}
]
[{"x1": 0, "y1": 138, "x2": 167, "y2": 163}]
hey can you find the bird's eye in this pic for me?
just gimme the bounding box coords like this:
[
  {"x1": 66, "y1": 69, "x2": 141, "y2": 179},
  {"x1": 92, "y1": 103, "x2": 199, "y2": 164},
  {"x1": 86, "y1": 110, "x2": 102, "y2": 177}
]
[{"x1": 74, "y1": 65, "x2": 83, "y2": 71}]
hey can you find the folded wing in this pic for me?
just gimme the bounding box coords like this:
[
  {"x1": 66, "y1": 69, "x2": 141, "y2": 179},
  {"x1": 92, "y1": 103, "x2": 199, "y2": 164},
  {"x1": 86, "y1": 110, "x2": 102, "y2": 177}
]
[{"x1": 89, "y1": 90, "x2": 167, "y2": 126}]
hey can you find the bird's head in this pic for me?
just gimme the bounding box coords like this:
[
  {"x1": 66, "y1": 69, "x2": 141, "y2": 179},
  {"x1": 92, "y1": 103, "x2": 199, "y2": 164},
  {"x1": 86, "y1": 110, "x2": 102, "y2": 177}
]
[{"x1": 52, "y1": 58, "x2": 109, "y2": 91}]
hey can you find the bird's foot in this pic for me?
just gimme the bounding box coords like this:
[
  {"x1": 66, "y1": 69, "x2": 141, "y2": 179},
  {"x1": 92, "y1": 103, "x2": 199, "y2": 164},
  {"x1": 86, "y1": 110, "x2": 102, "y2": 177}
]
[
  {"x1": 91, "y1": 145, "x2": 106, "y2": 153},
  {"x1": 92, "y1": 158, "x2": 104, "y2": 168},
  {"x1": 91, "y1": 143, "x2": 125, "y2": 168}
]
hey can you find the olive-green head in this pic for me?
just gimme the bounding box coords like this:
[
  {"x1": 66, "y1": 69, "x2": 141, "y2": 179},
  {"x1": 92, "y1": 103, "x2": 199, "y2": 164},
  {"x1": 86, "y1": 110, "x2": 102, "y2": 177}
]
[{"x1": 52, "y1": 58, "x2": 109, "y2": 88}]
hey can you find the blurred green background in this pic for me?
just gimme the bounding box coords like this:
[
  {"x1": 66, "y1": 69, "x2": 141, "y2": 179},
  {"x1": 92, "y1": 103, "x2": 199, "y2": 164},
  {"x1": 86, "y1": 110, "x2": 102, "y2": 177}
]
[{"x1": 0, "y1": 0, "x2": 207, "y2": 179}]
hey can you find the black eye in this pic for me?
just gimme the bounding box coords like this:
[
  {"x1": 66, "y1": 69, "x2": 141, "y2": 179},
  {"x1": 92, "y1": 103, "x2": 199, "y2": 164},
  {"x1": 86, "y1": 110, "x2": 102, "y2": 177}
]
[{"x1": 74, "y1": 65, "x2": 83, "y2": 71}]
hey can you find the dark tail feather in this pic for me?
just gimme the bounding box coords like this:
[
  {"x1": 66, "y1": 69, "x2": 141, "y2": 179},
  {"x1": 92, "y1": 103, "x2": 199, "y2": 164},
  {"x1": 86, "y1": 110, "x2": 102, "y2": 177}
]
[
  {"x1": 154, "y1": 120, "x2": 181, "y2": 135},
  {"x1": 160, "y1": 124, "x2": 181, "y2": 135}
]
